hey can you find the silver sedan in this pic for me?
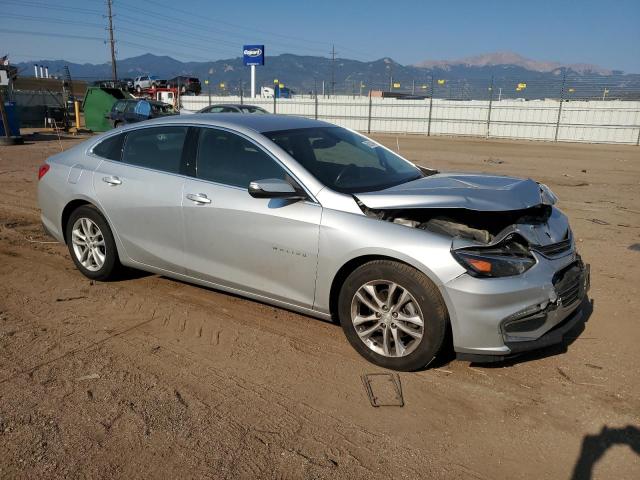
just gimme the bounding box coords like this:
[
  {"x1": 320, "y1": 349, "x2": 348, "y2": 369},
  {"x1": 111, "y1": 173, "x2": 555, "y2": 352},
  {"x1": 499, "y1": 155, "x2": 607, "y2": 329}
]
[{"x1": 37, "y1": 115, "x2": 589, "y2": 370}]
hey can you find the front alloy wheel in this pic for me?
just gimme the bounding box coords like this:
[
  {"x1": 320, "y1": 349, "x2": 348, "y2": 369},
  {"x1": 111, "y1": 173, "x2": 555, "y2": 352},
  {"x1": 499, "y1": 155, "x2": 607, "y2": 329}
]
[
  {"x1": 338, "y1": 260, "x2": 448, "y2": 371},
  {"x1": 351, "y1": 280, "x2": 424, "y2": 357}
]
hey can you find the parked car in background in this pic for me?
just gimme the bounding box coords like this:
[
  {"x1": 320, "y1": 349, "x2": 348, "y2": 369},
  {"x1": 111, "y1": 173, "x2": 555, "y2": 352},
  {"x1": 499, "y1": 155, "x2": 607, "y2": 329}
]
[
  {"x1": 121, "y1": 78, "x2": 134, "y2": 92},
  {"x1": 37, "y1": 115, "x2": 589, "y2": 371},
  {"x1": 93, "y1": 79, "x2": 129, "y2": 90},
  {"x1": 167, "y1": 76, "x2": 201, "y2": 95},
  {"x1": 107, "y1": 99, "x2": 176, "y2": 127},
  {"x1": 199, "y1": 104, "x2": 269, "y2": 114},
  {"x1": 133, "y1": 75, "x2": 167, "y2": 92}
]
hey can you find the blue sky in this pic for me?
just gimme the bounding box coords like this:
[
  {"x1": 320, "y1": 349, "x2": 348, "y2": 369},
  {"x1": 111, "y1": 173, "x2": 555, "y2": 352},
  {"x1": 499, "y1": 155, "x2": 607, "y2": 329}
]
[{"x1": 2, "y1": 0, "x2": 639, "y2": 72}]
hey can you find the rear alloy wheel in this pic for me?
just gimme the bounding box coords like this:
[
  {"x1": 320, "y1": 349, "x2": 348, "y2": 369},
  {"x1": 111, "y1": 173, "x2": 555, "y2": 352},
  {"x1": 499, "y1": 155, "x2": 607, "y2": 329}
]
[
  {"x1": 66, "y1": 205, "x2": 121, "y2": 281},
  {"x1": 338, "y1": 260, "x2": 448, "y2": 371}
]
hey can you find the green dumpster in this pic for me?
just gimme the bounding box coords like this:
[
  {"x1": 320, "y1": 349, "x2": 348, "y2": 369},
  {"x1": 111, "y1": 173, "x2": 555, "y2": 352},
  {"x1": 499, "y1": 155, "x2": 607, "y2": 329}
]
[{"x1": 82, "y1": 87, "x2": 133, "y2": 132}]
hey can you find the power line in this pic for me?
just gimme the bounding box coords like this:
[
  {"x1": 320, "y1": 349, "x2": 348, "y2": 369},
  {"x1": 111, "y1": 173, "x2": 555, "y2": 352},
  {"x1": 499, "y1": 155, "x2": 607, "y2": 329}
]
[
  {"x1": 4, "y1": 0, "x2": 370, "y2": 60},
  {"x1": 0, "y1": 29, "x2": 216, "y2": 63},
  {"x1": 114, "y1": 3, "x2": 330, "y2": 56},
  {"x1": 134, "y1": 0, "x2": 332, "y2": 48},
  {"x1": 0, "y1": 13, "x2": 239, "y2": 59},
  {"x1": 1, "y1": 14, "x2": 104, "y2": 28},
  {"x1": 89, "y1": 0, "x2": 369, "y2": 58},
  {"x1": 3, "y1": 0, "x2": 103, "y2": 15}
]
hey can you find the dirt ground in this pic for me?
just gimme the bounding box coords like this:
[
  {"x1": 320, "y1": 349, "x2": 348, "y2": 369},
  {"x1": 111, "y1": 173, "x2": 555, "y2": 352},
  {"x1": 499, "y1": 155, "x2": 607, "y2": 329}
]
[{"x1": 0, "y1": 130, "x2": 638, "y2": 479}]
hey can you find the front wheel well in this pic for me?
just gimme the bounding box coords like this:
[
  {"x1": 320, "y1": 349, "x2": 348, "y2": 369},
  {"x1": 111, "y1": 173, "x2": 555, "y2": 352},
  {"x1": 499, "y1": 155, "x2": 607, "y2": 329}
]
[
  {"x1": 329, "y1": 255, "x2": 423, "y2": 321},
  {"x1": 61, "y1": 200, "x2": 93, "y2": 243}
]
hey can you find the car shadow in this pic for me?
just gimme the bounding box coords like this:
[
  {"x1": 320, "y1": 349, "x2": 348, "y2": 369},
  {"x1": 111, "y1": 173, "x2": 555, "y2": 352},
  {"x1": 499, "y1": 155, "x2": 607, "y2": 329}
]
[
  {"x1": 115, "y1": 267, "x2": 154, "y2": 281},
  {"x1": 468, "y1": 297, "x2": 594, "y2": 369},
  {"x1": 571, "y1": 425, "x2": 640, "y2": 480},
  {"x1": 156, "y1": 275, "x2": 337, "y2": 325},
  {"x1": 114, "y1": 270, "x2": 594, "y2": 370}
]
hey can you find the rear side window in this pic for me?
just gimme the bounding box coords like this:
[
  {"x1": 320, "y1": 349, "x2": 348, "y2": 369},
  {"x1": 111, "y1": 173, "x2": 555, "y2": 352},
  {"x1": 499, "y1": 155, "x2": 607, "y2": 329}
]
[
  {"x1": 93, "y1": 133, "x2": 124, "y2": 161},
  {"x1": 195, "y1": 128, "x2": 287, "y2": 188},
  {"x1": 122, "y1": 126, "x2": 188, "y2": 174},
  {"x1": 204, "y1": 106, "x2": 236, "y2": 113},
  {"x1": 113, "y1": 101, "x2": 127, "y2": 113}
]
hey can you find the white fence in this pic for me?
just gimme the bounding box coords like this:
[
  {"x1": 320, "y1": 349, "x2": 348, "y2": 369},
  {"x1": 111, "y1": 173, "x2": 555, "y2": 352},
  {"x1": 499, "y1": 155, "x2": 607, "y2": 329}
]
[{"x1": 181, "y1": 95, "x2": 640, "y2": 145}]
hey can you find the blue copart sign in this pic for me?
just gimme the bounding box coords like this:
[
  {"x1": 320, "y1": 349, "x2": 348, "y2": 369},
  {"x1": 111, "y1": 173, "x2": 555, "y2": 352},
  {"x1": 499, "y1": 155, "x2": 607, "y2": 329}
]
[{"x1": 243, "y1": 45, "x2": 265, "y2": 66}]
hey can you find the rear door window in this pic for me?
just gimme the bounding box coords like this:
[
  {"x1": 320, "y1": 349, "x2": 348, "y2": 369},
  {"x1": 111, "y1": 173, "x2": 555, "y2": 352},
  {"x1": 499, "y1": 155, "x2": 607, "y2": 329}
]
[
  {"x1": 113, "y1": 101, "x2": 127, "y2": 113},
  {"x1": 122, "y1": 126, "x2": 188, "y2": 174},
  {"x1": 93, "y1": 133, "x2": 125, "y2": 161},
  {"x1": 205, "y1": 106, "x2": 235, "y2": 113}
]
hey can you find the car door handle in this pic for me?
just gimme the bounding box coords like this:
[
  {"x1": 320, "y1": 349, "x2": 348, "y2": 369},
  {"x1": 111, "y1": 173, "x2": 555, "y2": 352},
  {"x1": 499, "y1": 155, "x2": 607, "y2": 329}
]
[
  {"x1": 102, "y1": 176, "x2": 122, "y2": 186},
  {"x1": 186, "y1": 193, "x2": 212, "y2": 204}
]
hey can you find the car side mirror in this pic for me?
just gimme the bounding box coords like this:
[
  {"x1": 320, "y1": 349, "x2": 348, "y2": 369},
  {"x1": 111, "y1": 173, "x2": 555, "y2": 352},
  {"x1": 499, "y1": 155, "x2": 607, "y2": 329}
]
[{"x1": 248, "y1": 178, "x2": 306, "y2": 200}]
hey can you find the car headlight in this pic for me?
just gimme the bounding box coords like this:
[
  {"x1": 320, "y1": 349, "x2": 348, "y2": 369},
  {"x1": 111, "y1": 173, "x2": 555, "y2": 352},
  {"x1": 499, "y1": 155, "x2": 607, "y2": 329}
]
[
  {"x1": 539, "y1": 183, "x2": 558, "y2": 205},
  {"x1": 452, "y1": 237, "x2": 536, "y2": 277}
]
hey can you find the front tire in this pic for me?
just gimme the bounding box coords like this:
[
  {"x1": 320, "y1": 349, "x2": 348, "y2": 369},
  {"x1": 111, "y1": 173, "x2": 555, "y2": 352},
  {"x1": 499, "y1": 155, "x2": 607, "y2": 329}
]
[
  {"x1": 338, "y1": 260, "x2": 448, "y2": 371},
  {"x1": 65, "y1": 205, "x2": 121, "y2": 281}
]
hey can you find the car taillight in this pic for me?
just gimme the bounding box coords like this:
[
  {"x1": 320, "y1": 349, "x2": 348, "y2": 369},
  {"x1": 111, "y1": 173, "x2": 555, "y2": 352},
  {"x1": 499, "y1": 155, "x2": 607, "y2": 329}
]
[{"x1": 38, "y1": 164, "x2": 50, "y2": 180}]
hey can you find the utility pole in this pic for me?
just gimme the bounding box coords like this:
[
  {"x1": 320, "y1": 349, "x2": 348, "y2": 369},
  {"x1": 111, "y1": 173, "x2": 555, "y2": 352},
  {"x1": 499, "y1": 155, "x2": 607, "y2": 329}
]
[
  {"x1": 330, "y1": 44, "x2": 336, "y2": 97},
  {"x1": 106, "y1": 0, "x2": 118, "y2": 81},
  {"x1": 427, "y1": 75, "x2": 434, "y2": 136},
  {"x1": 554, "y1": 72, "x2": 567, "y2": 142},
  {"x1": 486, "y1": 76, "x2": 494, "y2": 138}
]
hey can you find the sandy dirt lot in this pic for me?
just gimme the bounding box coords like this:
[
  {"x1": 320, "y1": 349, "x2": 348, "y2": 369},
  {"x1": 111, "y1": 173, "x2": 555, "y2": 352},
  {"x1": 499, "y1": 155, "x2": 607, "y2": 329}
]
[{"x1": 1, "y1": 131, "x2": 638, "y2": 479}]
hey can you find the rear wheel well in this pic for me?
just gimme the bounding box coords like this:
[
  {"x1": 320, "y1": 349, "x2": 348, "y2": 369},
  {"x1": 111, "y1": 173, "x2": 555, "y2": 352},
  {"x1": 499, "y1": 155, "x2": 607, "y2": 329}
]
[
  {"x1": 329, "y1": 255, "x2": 416, "y2": 321},
  {"x1": 61, "y1": 200, "x2": 92, "y2": 243}
]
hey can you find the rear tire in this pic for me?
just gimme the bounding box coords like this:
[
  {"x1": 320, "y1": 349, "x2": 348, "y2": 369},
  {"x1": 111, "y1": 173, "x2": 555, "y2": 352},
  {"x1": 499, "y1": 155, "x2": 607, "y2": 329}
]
[
  {"x1": 338, "y1": 260, "x2": 448, "y2": 371},
  {"x1": 65, "y1": 205, "x2": 121, "y2": 281}
]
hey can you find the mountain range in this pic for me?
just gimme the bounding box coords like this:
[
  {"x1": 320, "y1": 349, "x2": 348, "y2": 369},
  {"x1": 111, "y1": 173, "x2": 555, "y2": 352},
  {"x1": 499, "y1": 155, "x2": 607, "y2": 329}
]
[
  {"x1": 415, "y1": 51, "x2": 613, "y2": 75},
  {"x1": 12, "y1": 52, "x2": 639, "y2": 100}
]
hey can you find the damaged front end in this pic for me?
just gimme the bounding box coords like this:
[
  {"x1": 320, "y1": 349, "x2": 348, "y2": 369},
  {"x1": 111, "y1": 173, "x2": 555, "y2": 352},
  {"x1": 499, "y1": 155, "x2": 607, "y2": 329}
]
[
  {"x1": 354, "y1": 174, "x2": 590, "y2": 359},
  {"x1": 500, "y1": 259, "x2": 590, "y2": 342},
  {"x1": 355, "y1": 198, "x2": 574, "y2": 277}
]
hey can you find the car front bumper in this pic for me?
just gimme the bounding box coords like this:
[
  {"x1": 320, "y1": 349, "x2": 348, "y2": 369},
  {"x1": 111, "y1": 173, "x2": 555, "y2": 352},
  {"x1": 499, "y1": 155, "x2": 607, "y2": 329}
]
[{"x1": 441, "y1": 250, "x2": 590, "y2": 362}]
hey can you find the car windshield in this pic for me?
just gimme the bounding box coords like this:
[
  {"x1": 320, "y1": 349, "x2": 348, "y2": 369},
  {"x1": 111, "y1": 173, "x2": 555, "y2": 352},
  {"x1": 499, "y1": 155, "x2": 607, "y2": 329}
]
[{"x1": 264, "y1": 127, "x2": 423, "y2": 193}]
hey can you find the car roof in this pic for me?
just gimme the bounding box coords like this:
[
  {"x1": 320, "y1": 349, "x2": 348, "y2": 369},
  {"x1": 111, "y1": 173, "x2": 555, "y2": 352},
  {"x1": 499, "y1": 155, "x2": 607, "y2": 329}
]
[
  {"x1": 139, "y1": 113, "x2": 334, "y2": 133},
  {"x1": 208, "y1": 104, "x2": 262, "y2": 109}
]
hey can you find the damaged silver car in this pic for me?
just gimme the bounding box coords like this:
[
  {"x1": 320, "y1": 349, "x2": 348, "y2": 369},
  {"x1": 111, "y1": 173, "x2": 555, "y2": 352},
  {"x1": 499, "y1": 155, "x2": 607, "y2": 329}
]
[{"x1": 37, "y1": 115, "x2": 590, "y2": 371}]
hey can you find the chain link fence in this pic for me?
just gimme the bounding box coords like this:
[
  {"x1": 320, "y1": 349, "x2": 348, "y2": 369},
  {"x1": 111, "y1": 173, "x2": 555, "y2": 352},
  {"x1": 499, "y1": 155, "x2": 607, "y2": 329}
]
[
  {"x1": 294, "y1": 72, "x2": 640, "y2": 102},
  {"x1": 181, "y1": 93, "x2": 640, "y2": 145}
]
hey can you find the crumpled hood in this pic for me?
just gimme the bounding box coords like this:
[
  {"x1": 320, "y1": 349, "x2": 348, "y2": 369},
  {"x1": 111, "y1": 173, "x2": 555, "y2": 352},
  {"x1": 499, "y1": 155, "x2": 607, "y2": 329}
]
[{"x1": 355, "y1": 173, "x2": 547, "y2": 211}]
